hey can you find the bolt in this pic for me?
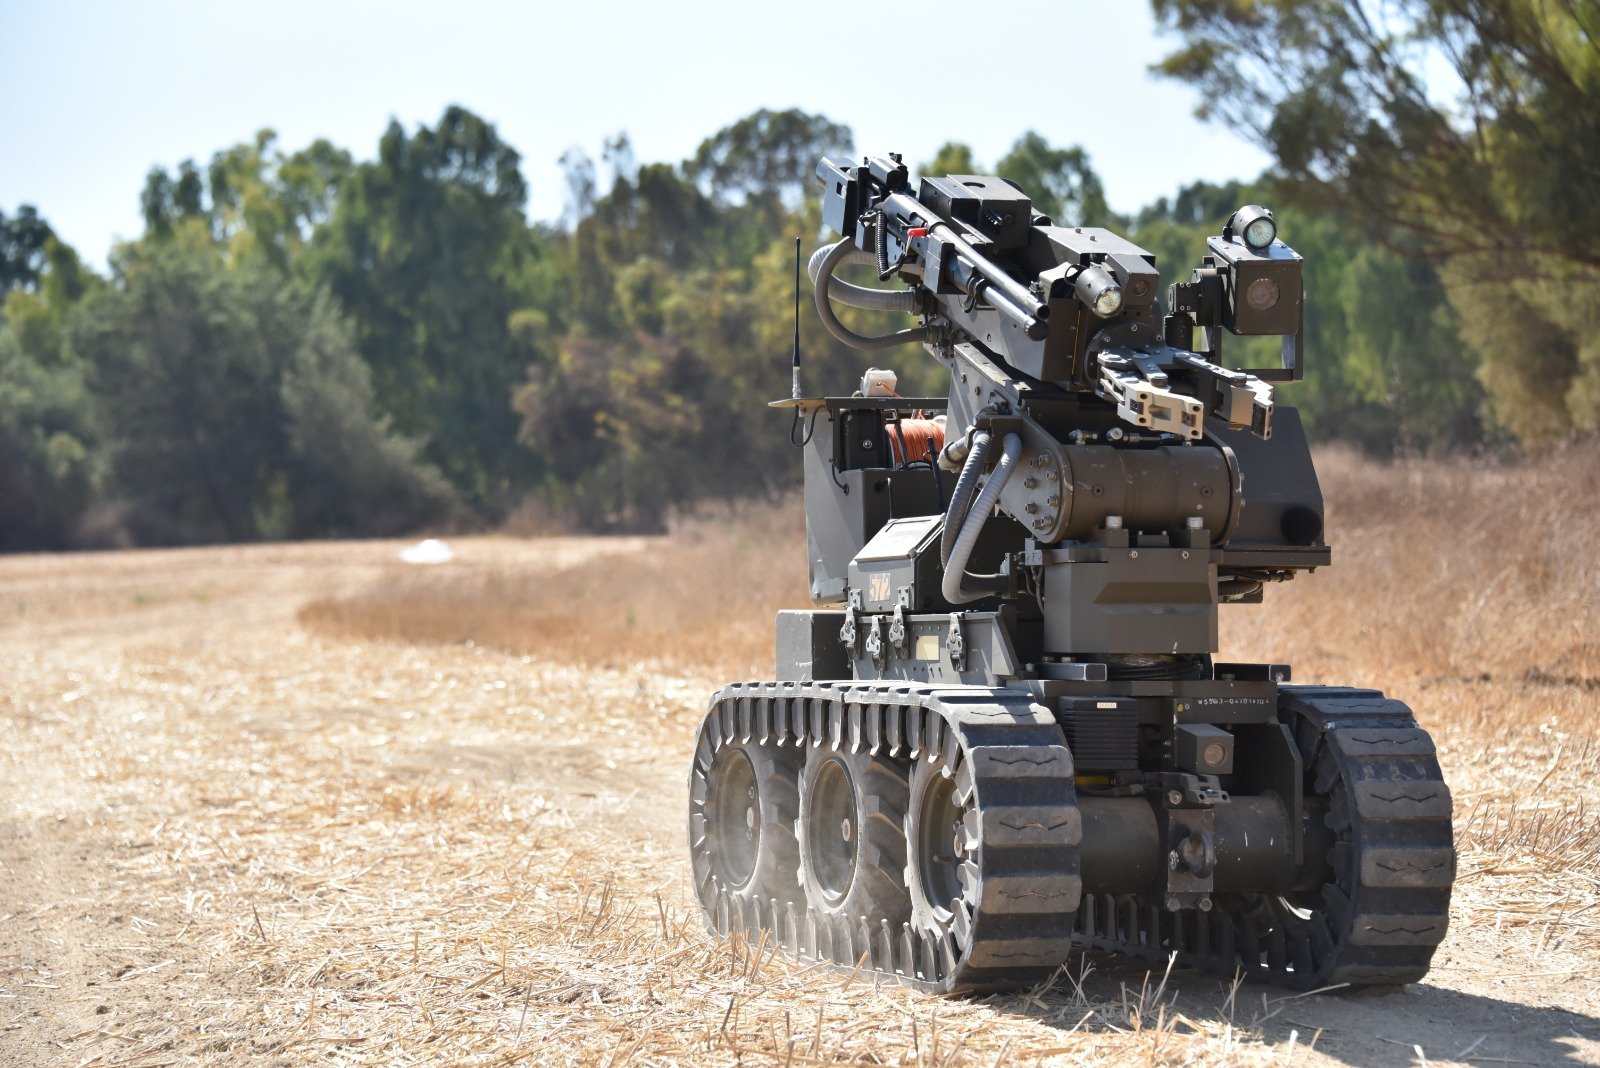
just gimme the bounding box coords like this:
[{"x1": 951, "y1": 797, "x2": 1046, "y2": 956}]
[
  {"x1": 1025, "y1": 502, "x2": 1038, "y2": 514},
  {"x1": 1198, "y1": 896, "x2": 1213, "y2": 912},
  {"x1": 1165, "y1": 896, "x2": 1182, "y2": 912},
  {"x1": 862, "y1": 439, "x2": 874, "y2": 449},
  {"x1": 1129, "y1": 550, "x2": 1139, "y2": 559},
  {"x1": 1045, "y1": 469, "x2": 1058, "y2": 481},
  {"x1": 1167, "y1": 790, "x2": 1184, "y2": 806},
  {"x1": 1023, "y1": 477, "x2": 1038, "y2": 489},
  {"x1": 841, "y1": 818, "x2": 853, "y2": 843},
  {"x1": 1181, "y1": 550, "x2": 1190, "y2": 560},
  {"x1": 1033, "y1": 518, "x2": 1049, "y2": 530},
  {"x1": 1046, "y1": 495, "x2": 1060, "y2": 507}
]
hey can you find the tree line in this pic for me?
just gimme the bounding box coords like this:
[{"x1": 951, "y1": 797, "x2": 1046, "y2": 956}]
[{"x1": 0, "y1": 2, "x2": 1589, "y2": 549}]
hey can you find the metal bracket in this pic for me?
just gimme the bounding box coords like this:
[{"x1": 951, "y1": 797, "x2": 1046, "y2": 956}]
[
  {"x1": 947, "y1": 613, "x2": 966, "y2": 672},
  {"x1": 1162, "y1": 808, "x2": 1216, "y2": 911},
  {"x1": 1158, "y1": 771, "x2": 1227, "y2": 911},
  {"x1": 839, "y1": 590, "x2": 862, "y2": 653},
  {"x1": 888, "y1": 589, "x2": 911, "y2": 657},
  {"x1": 864, "y1": 615, "x2": 886, "y2": 669}
]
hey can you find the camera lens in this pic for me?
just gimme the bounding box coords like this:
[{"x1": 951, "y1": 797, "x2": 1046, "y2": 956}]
[{"x1": 1245, "y1": 277, "x2": 1280, "y2": 312}]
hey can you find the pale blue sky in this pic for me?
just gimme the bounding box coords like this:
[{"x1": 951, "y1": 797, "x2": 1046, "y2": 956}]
[{"x1": 0, "y1": 0, "x2": 1270, "y2": 265}]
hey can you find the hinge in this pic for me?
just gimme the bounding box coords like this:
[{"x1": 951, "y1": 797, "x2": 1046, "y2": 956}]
[
  {"x1": 864, "y1": 615, "x2": 886, "y2": 669},
  {"x1": 839, "y1": 590, "x2": 862, "y2": 653},
  {"x1": 947, "y1": 613, "x2": 966, "y2": 672},
  {"x1": 888, "y1": 588, "x2": 911, "y2": 657}
]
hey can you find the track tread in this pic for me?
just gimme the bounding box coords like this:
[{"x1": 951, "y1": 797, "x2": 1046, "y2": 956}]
[{"x1": 691, "y1": 681, "x2": 1081, "y2": 993}]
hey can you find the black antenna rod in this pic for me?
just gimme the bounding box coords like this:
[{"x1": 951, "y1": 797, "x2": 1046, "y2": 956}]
[{"x1": 791, "y1": 236, "x2": 802, "y2": 400}]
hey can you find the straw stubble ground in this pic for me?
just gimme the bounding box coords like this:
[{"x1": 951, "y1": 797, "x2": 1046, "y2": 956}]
[{"x1": 1, "y1": 449, "x2": 1598, "y2": 1066}]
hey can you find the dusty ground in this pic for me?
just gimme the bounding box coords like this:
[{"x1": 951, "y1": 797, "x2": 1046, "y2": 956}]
[{"x1": 1, "y1": 531, "x2": 1597, "y2": 1066}]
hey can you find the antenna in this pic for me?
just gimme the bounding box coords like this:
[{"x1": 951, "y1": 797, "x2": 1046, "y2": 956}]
[{"x1": 791, "y1": 236, "x2": 802, "y2": 400}]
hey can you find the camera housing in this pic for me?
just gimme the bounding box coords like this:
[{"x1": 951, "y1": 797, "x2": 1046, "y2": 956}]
[{"x1": 1206, "y1": 232, "x2": 1303, "y2": 337}]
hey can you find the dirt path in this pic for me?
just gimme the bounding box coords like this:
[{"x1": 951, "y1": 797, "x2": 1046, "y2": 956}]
[{"x1": 0, "y1": 539, "x2": 1596, "y2": 1066}]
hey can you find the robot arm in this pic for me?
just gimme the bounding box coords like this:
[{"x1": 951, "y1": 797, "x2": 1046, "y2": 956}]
[{"x1": 811, "y1": 154, "x2": 1303, "y2": 442}]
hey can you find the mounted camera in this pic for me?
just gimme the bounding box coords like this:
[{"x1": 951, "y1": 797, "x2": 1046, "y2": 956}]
[{"x1": 1166, "y1": 204, "x2": 1306, "y2": 382}]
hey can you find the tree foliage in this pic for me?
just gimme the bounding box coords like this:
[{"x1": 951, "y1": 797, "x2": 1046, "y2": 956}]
[
  {"x1": 0, "y1": 206, "x2": 55, "y2": 297},
  {"x1": 0, "y1": 101, "x2": 1544, "y2": 549},
  {"x1": 308, "y1": 107, "x2": 538, "y2": 507},
  {"x1": 997, "y1": 133, "x2": 1113, "y2": 227},
  {"x1": 70, "y1": 238, "x2": 453, "y2": 543},
  {"x1": 1151, "y1": 0, "x2": 1600, "y2": 442}
]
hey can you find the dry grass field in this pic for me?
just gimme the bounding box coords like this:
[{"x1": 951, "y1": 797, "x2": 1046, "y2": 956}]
[{"x1": 2, "y1": 447, "x2": 1598, "y2": 1066}]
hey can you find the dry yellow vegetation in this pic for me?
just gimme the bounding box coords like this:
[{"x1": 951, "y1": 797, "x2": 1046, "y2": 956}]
[{"x1": 1, "y1": 448, "x2": 1597, "y2": 1066}]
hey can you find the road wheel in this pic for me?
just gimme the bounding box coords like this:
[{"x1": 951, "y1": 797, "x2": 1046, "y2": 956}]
[
  {"x1": 905, "y1": 747, "x2": 980, "y2": 937},
  {"x1": 690, "y1": 733, "x2": 802, "y2": 914},
  {"x1": 796, "y1": 740, "x2": 912, "y2": 924}
]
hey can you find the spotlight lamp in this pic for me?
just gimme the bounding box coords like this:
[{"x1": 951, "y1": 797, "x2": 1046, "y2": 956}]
[{"x1": 1227, "y1": 204, "x2": 1278, "y2": 250}]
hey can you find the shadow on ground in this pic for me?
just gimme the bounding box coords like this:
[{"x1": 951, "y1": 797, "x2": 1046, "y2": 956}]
[{"x1": 983, "y1": 951, "x2": 1599, "y2": 1067}]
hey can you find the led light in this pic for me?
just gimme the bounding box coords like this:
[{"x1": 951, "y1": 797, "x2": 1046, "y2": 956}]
[
  {"x1": 1243, "y1": 216, "x2": 1277, "y2": 248},
  {"x1": 1073, "y1": 264, "x2": 1124, "y2": 319},
  {"x1": 1228, "y1": 204, "x2": 1278, "y2": 250},
  {"x1": 1093, "y1": 285, "x2": 1124, "y2": 317},
  {"x1": 1245, "y1": 276, "x2": 1281, "y2": 312}
]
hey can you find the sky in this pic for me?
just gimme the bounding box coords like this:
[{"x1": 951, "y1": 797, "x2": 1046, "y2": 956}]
[{"x1": 0, "y1": 0, "x2": 1271, "y2": 266}]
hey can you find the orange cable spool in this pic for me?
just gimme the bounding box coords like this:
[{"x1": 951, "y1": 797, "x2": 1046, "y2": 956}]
[{"x1": 888, "y1": 417, "x2": 946, "y2": 465}]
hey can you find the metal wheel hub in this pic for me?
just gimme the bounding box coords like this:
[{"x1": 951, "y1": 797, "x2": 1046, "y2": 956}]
[
  {"x1": 914, "y1": 769, "x2": 966, "y2": 921},
  {"x1": 804, "y1": 756, "x2": 859, "y2": 906},
  {"x1": 707, "y1": 746, "x2": 760, "y2": 890}
]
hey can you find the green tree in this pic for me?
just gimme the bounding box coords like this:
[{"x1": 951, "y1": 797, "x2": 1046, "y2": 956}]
[
  {"x1": 997, "y1": 132, "x2": 1114, "y2": 226},
  {"x1": 922, "y1": 142, "x2": 979, "y2": 176},
  {"x1": 140, "y1": 131, "x2": 354, "y2": 271},
  {"x1": 0, "y1": 206, "x2": 55, "y2": 296},
  {"x1": 1151, "y1": 0, "x2": 1600, "y2": 442},
  {"x1": 685, "y1": 108, "x2": 852, "y2": 214},
  {"x1": 0, "y1": 216, "x2": 102, "y2": 549},
  {"x1": 308, "y1": 107, "x2": 537, "y2": 509},
  {"x1": 71, "y1": 237, "x2": 452, "y2": 544}
]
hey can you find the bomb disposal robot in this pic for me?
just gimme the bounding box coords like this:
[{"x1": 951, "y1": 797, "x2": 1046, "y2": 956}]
[{"x1": 688, "y1": 154, "x2": 1455, "y2": 992}]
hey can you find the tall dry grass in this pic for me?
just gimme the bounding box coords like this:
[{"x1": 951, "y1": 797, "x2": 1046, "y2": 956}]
[
  {"x1": 302, "y1": 444, "x2": 1600, "y2": 689},
  {"x1": 300, "y1": 498, "x2": 809, "y2": 678},
  {"x1": 1222, "y1": 444, "x2": 1600, "y2": 685}
]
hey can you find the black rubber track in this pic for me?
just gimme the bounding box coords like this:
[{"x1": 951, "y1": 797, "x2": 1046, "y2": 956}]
[
  {"x1": 1072, "y1": 685, "x2": 1455, "y2": 989},
  {"x1": 689, "y1": 681, "x2": 1083, "y2": 993}
]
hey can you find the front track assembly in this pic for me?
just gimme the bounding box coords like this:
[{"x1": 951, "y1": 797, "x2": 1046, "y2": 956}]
[
  {"x1": 688, "y1": 682, "x2": 1452, "y2": 994},
  {"x1": 690, "y1": 682, "x2": 1082, "y2": 993}
]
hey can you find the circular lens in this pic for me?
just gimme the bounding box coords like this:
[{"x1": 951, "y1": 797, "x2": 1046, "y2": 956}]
[
  {"x1": 1243, "y1": 216, "x2": 1277, "y2": 249},
  {"x1": 1093, "y1": 286, "x2": 1123, "y2": 317},
  {"x1": 1245, "y1": 277, "x2": 1280, "y2": 312}
]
